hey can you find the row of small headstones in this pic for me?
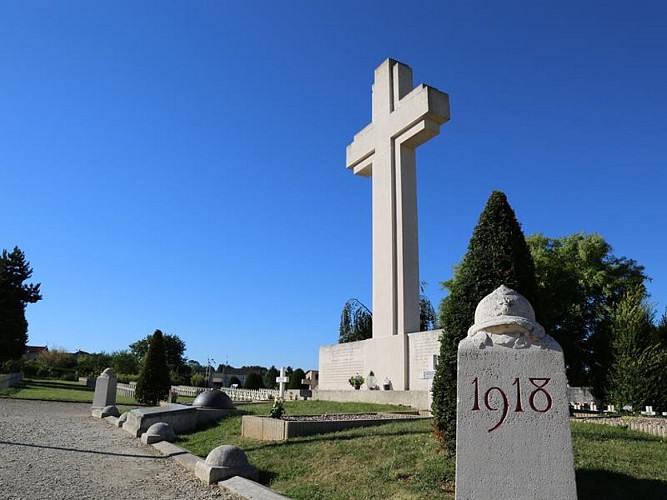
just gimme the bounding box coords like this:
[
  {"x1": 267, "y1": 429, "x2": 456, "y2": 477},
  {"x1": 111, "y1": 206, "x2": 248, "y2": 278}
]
[
  {"x1": 599, "y1": 418, "x2": 667, "y2": 438},
  {"x1": 115, "y1": 382, "x2": 279, "y2": 402},
  {"x1": 570, "y1": 402, "x2": 666, "y2": 416}
]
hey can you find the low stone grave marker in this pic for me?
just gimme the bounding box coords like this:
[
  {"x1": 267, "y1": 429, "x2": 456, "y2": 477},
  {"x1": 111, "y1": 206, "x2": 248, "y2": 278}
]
[
  {"x1": 91, "y1": 368, "x2": 117, "y2": 417},
  {"x1": 456, "y1": 285, "x2": 577, "y2": 500},
  {"x1": 641, "y1": 406, "x2": 656, "y2": 416},
  {"x1": 123, "y1": 404, "x2": 199, "y2": 437}
]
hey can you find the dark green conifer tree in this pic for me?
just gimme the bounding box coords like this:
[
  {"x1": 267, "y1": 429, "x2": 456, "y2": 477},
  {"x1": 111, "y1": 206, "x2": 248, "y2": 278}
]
[
  {"x1": 0, "y1": 247, "x2": 42, "y2": 363},
  {"x1": 431, "y1": 191, "x2": 538, "y2": 453},
  {"x1": 134, "y1": 330, "x2": 171, "y2": 405}
]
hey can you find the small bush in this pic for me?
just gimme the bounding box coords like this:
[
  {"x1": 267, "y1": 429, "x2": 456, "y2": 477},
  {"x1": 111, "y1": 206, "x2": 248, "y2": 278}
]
[
  {"x1": 244, "y1": 372, "x2": 265, "y2": 389},
  {"x1": 191, "y1": 373, "x2": 206, "y2": 387}
]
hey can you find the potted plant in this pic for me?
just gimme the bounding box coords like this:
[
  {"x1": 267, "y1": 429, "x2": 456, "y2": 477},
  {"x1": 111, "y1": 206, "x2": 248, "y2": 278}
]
[
  {"x1": 269, "y1": 397, "x2": 285, "y2": 419},
  {"x1": 348, "y1": 374, "x2": 365, "y2": 390}
]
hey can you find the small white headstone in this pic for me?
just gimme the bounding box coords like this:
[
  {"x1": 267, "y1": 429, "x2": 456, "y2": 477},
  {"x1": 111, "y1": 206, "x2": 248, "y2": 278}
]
[
  {"x1": 456, "y1": 286, "x2": 577, "y2": 499},
  {"x1": 276, "y1": 367, "x2": 289, "y2": 398},
  {"x1": 641, "y1": 406, "x2": 656, "y2": 416}
]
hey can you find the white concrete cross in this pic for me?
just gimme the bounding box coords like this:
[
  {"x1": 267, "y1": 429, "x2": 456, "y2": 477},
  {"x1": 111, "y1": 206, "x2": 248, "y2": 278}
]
[
  {"x1": 347, "y1": 59, "x2": 449, "y2": 338},
  {"x1": 276, "y1": 367, "x2": 289, "y2": 398}
]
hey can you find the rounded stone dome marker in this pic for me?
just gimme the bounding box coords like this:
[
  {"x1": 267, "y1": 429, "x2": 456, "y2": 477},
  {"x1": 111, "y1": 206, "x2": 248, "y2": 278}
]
[
  {"x1": 141, "y1": 422, "x2": 176, "y2": 444},
  {"x1": 192, "y1": 389, "x2": 235, "y2": 409},
  {"x1": 195, "y1": 445, "x2": 258, "y2": 484}
]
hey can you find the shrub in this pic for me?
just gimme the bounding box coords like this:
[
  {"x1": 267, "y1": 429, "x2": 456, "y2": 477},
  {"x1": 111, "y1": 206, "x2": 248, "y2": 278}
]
[
  {"x1": 191, "y1": 373, "x2": 206, "y2": 387},
  {"x1": 431, "y1": 191, "x2": 538, "y2": 453},
  {"x1": 134, "y1": 330, "x2": 171, "y2": 405},
  {"x1": 244, "y1": 372, "x2": 265, "y2": 390}
]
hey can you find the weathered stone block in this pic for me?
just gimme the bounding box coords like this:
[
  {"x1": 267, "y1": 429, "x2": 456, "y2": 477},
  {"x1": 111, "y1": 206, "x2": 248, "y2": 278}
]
[
  {"x1": 123, "y1": 404, "x2": 197, "y2": 437},
  {"x1": 91, "y1": 368, "x2": 117, "y2": 413},
  {"x1": 456, "y1": 286, "x2": 576, "y2": 500}
]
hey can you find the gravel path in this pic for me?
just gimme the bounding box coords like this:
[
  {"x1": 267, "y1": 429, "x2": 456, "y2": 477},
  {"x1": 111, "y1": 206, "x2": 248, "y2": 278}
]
[{"x1": 0, "y1": 399, "x2": 239, "y2": 500}]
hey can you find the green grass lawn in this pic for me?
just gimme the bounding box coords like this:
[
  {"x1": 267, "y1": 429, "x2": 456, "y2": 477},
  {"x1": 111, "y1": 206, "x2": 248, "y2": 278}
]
[
  {"x1": 178, "y1": 402, "x2": 667, "y2": 500},
  {"x1": 0, "y1": 378, "x2": 194, "y2": 406},
  {"x1": 572, "y1": 421, "x2": 667, "y2": 499},
  {"x1": 179, "y1": 401, "x2": 451, "y2": 500}
]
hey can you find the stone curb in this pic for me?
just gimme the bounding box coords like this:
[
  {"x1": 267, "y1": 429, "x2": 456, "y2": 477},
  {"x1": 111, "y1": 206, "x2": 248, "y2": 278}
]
[{"x1": 97, "y1": 415, "x2": 290, "y2": 500}]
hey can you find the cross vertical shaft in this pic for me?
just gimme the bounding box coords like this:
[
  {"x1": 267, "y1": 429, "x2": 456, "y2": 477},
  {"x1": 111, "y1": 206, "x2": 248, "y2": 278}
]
[{"x1": 347, "y1": 59, "x2": 449, "y2": 340}]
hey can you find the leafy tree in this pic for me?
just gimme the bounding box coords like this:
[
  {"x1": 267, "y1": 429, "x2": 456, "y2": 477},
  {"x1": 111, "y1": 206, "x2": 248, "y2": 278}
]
[
  {"x1": 229, "y1": 375, "x2": 241, "y2": 387},
  {"x1": 187, "y1": 360, "x2": 206, "y2": 374},
  {"x1": 264, "y1": 365, "x2": 280, "y2": 389},
  {"x1": 607, "y1": 288, "x2": 667, "y2": 411},
  {"x1": 654, "y1": 310, "x2": 667, "y2": 348},
  {"x1": 130, "y1": 332, "x2": 189, "y2": 384},
  {"x1": 110, "y1": 350, "x2": 140, "y2": 376},
  {"x1": 527, "y1": 232, "x2": 648, "y2": 398},
  {"x1": 134, "y1": 330, "x2": 171, "y2": 405},
  {"x1": 338, "y1": 299, "x2": 372, "y2": 343},
  {"x1": 288, "y1": 368, "x2": 306, "y2": 390},
  {"x1": 0, "y1": 247, "x2": 42, "y2": 363},
  {"x1": 419, "y1": 282, "x2": 437, "y2": 331},
  {"x1": 432, "y1": 191, "x2": 538, "y2": 453},
  {"x1": 37, "y1": 348, "x2": 77, "y2": 379},
  {"x1": 339, "y1": 289, "x2": 437, "y2": 343},
  {"x1": 190, "y1": 372, "x2": 206, "y2": 387},
  {"x1": 244, "y1": 371, "x2": 265, "y2": 390},
  {"x1": 75, "y1": 352, "x2": 112, "y2": 378}
]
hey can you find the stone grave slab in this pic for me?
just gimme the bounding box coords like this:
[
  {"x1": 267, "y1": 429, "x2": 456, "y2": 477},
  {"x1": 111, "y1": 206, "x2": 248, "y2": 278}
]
[{"x1": 122, "y1": 403, "x2": 198, "y2": 437}]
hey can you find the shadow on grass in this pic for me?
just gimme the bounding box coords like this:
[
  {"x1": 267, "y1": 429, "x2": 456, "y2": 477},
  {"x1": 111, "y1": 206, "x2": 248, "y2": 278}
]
[
  {"x1": 577, "y1": 469, "x2": 667, "y2": 499},
  {"x1": 23, "y1": 379, "x2": 95, "y2": 392}
]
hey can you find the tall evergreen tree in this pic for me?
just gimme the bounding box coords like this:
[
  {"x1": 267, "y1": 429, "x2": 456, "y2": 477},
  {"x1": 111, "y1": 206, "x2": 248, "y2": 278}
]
[
  {"x1": 0, "y1": 247, "x2": 42, "y2": 363},
  {"x1": 288, "y1": 368, "x2": 306, "y2": 389},
  {"x1": 134, "y1": 330, "x2": 171, "y2": 405},
  {"x1": 607, "y1": 287, "x2": 667, "y2": 411},
  {"x1": 431, "y1": 191, "x2": 538, "y2": 453}
]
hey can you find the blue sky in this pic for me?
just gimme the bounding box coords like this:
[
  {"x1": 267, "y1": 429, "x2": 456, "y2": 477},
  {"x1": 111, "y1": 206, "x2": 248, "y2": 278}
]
[{"x1": 2, "y1": 1, "x2": 666, "y2": 371}]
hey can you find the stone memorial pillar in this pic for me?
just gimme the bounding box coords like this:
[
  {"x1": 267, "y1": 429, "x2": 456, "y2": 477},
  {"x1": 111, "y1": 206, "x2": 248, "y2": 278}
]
[
  {"x1": 455, "y1": 285, "x2": 576, "y2": 500},
  {"x1": 92, "y1": 367, "x2": 117, "y2": 415}
]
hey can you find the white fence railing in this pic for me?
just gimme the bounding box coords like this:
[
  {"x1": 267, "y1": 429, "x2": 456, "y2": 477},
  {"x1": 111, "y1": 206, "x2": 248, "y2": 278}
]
[
  {"x1": 220, "y1": 387, "x2": 279, "y2": 401},
  {"x1": 115, "y1": 383, "x2": 279, "y2": 402}
]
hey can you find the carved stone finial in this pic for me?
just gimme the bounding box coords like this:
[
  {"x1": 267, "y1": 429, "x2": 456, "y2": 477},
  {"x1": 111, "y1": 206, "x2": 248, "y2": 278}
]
[{"x1": 467, "y1": 285, "x2": 555, "y2": 349}]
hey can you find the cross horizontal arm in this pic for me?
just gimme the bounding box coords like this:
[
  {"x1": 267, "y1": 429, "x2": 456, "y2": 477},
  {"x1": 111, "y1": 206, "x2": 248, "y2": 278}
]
[
  {"x1": 346, "y1": 123, "x2": 375, "y2": 177},
  {"x1": 387, "y1": 84, "x2": 449, "y2": 141}
]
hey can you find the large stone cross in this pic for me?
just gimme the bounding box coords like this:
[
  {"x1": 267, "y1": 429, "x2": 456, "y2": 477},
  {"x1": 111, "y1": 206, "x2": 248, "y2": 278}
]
[{"x1": 347, "y1": 59, "x2": 449, "y2": 338}]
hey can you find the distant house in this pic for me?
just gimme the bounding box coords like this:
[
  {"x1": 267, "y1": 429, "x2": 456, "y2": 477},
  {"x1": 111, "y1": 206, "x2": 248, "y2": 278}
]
[
  {"x1": 210, "y1": 367, "x2": 254, "y2": 388},
  {"x1": 23, "y1": 346, "x2": 48, "y2": 361},
  {"x1": 303, "y1": 370, "x2": 319, "y2": 390}
]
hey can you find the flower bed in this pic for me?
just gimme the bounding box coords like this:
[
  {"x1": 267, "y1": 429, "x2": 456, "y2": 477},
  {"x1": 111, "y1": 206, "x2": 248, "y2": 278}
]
[{"x1": 241, "y1": 412, "x2": 428, "y2": 441}]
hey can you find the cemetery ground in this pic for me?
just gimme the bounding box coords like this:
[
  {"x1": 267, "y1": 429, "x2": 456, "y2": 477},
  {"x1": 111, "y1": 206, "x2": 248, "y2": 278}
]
[
  {"x1": 2, "y1": 381, "x2": 666, "y2": 499},
  {"x1": 178, "y1": 401, "x2": 667, "y2": 500}
]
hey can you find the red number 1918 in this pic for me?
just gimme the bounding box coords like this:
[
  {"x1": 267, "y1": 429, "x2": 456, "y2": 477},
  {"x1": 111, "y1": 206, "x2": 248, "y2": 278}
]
[{"x1": 471, "y1": 377, "x2": 552, "y2": 432}]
